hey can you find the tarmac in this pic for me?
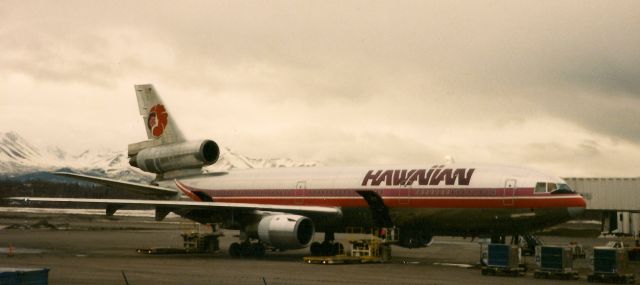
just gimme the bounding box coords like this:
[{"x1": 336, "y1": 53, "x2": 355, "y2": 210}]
[{"x1": 0, "y1": 210, "x2": 638, "y2": 285}]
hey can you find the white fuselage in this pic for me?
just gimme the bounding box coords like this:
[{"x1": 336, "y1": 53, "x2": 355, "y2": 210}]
[{"x1": 167, "y1": 163, "x2": 586, "y2": 238}]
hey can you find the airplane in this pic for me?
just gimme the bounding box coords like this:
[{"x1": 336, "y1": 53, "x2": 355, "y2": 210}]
[{"x1": 6, "y1": 84, "x2": 587, "y2": 257}]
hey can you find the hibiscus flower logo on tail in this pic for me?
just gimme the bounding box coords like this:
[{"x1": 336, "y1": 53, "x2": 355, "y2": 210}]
[{"x1": 147, "y1": 104, "x2": 168, "y2": 138}]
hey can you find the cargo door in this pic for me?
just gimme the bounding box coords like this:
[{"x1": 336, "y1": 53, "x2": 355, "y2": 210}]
[
  {"x1": 295, "y1": 181, "x2": 306, "y2": 205},
  {"x1": 503, "y1": 179, "x2": 516, "y2": 206}
]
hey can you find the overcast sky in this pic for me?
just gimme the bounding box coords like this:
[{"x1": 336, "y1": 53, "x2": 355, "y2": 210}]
[{"x1": 2, "y1": 1, "x2": 639, "y2": 176}]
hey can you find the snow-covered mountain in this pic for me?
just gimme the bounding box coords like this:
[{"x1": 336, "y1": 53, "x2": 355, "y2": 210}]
[
  {"x1": 0, "y1": 131, "x2": 153, "y2": 182},
  {"x1": 0, "y1": 131, "x2": 45, "y2": 175},
  {"x1": 0, "y1": 131, "x2": 319, "y2": 182},
  {"x1": 207, "y1": 147, "x2": 319, "y2": 172}
]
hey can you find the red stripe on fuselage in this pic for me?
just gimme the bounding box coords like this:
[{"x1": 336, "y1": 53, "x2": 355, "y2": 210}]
[
  {"x1": 175, "y1": 179, "x2": 203, "y2": 202},
  {"x1": 175, "y1": 181, "x2": 586, "y2": 209},
  {"x1": 208, "y1": 196, "x2": 586, "y2": 208}
]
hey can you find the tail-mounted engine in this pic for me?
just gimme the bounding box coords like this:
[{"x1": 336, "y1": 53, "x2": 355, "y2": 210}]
[{"x1": 129, "y1": 139, "x2": 220, "y2": 174}]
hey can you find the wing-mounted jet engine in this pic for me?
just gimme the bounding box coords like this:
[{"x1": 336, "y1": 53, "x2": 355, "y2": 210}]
[
  {"x1": 252, "y1": 214, "x2": 315, "y2": 250},
  {"x1": 230, "y1": 214, "x2": 316, "y2": 257}
]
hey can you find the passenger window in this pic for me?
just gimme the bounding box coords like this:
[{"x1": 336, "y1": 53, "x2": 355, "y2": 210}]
[
  {"x1": 535, "y1": 182, "x2": 546, "y2": 193},
  {"x1": 547, "y1": 183, "x2": 557, "y2": 192}
]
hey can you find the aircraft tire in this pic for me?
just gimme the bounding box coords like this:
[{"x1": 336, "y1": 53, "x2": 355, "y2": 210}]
[
  {"x1": 229, "y1": 242, "x2": 241, "y2": 257},
  {"x1": 241, "y1": 242, "x2": 253, "y2": 257},
  {"x1": 252, "y1": 243, "x2": 266, "y2": 258},
  {"x1": 320, "y1": 241, "x2": 333, "y2": 256},
  {"x1": 310, "y1": 242, "x2": 322, "y2": 256},
  {"x1": 332, "y1": 242, "x2": 344, "y2": 255}
]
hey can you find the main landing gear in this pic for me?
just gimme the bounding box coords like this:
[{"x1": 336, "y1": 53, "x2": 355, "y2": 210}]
[
  {"x1": 309, "y1": 232, "x2": 345, "y2": 256},
  {"x1": 229, "y1": 240, "x2": 266, "y2": 258},
  {"x1": 228, "y1": 230, "x2": 266, "y2": 258}
]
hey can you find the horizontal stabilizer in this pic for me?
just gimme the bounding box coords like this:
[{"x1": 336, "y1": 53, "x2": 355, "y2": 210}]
[{"x1": 53, "y1": 172, "x2": 178, "y2": 197}]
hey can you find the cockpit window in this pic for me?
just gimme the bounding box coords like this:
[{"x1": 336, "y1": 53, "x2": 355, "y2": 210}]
[
  {"x1": 555, "y1": 183, "x2": 574, "y2": 193},
  {"x1": 536, "y1": 182, "x2": 574, "y2": 194}
]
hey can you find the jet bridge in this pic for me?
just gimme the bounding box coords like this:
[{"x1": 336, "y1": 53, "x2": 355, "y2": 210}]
[{"x1": 563, "y1": 177, "x2": 640, "y2": 237}]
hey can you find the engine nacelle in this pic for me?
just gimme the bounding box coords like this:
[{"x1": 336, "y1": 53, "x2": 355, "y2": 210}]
[
  {"x1": 129, "y1": 139, "x2": 219, "y2": 174},
  {"x1": 256, "y1": 214, "x2": 315, "y2": 250}
]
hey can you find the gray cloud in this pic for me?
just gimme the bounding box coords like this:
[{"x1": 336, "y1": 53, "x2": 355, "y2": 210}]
[{"x1": 2, "y1": 0, "x2": 640, "y2": 176}]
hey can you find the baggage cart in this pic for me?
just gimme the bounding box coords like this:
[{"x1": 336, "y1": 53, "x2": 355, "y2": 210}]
[
  {"x1": 587, "y1": 247, "x2": 635, "y2": 284},
  {"x1": 533, "y1": 245, "x2": 579, "y2": 280},
  {"x1": 481, "y1": 244, "x2": 525, "y2": 277}
]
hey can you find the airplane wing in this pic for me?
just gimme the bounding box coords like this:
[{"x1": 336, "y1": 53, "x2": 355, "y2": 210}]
[
  {"x1": 19, "y1": 173, "x2": 342, "y2": 222},
  {"x1": 3, "y1": 197, "x2": 342, "y2": 219},
  {"x1": 53, "y1": 172, "x2": 178, "y2": 197}
]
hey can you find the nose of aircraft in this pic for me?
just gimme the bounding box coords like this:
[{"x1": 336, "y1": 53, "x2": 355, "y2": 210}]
[
  {"x1": 567, "y1": 194, "x2": 587, "y2": 217},
  {"x1": 568, "y1": 207, "x2": 585, "y2": 218}
]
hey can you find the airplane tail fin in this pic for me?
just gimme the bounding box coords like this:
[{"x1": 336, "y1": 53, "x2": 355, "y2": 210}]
[
  {"x1": 134, "y1": 84, "x2": 185, "y2": 144},
  {"x1": 127, "y1": 84, "x2": 219, "y2": 181},
  {"x1": 128, "y1": 84, "x2": 187, "y2": 157}
]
